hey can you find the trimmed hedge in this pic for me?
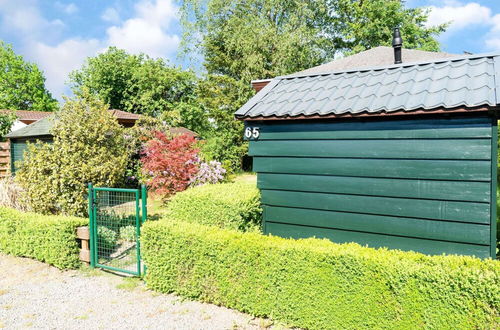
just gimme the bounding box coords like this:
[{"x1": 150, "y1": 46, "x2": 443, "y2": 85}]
[
  {"x1": 0, "y1": 207, "x2": 87, "y2": 269},
  {"x1": 166, "y1": 181, "x2": 261, "y2": 231},
  {"x1": 142, "y1": 220, "x2": 500, "y2": 329}
]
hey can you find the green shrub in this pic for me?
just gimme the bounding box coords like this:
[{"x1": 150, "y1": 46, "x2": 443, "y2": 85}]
[
  {"x1": 15, "y1": 91, "x2": 130, "y2": 217},
  {"x1": 97, "y1": 226, "x2": 118, "y2": 251},
  {"x1": 119, "y1": 225, "x2": 136, "y2": 242},
  {"x1": 0, "y1": 207, "x2": 87, "y2": 269},
  {"x1": 166, "y1": 181, "x2": 261, "y2": 231},
  {"x1": 142, "y1": 220, "x2": 500, "y2": 330}
]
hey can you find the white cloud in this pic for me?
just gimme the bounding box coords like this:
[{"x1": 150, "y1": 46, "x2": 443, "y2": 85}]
[
  {"x1": 0, "y1": 0, "x2": 181, "y2": 100},
  {"x1": 107, "y1": 19, "x2": 179, "y2": 58},
  {"x1": 30, "y1": 39, "x2": 102, "y2": 98},
  {"x1": 426, "y1": 2, "x2": 491, "y2": 30},
  {"x1": 135, "y1": 0, "x2": 177, "y2": 27},
  {"x1": 424, "y1": 1, "x2": 500, "y2": 52},
  {"x1": 106, "y1": 0, "x2": 179, "y2": 58},
  {"x1": 101, "y1": 7, "x2": 120, "y2": 24},
  {"x1": 485, "y1": 38, "x2": 500, "y2": 50},
  {"x1": 55, "y1": 2, "x2": 78, "y2": 15},
  {"x1": 0, "y1": 1, "x2": 64, "y2": 36}
]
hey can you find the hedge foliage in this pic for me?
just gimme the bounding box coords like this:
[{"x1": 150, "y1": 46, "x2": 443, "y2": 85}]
[
  {"x1": 165, "y1": 181, "x2": 261, "y2": 231},
  {"x1": 142, "y1": 220, "x2": 500, "y2": 329},
  {"x1": 0, "y1": 207, "x2": 87, "y2": 269}
]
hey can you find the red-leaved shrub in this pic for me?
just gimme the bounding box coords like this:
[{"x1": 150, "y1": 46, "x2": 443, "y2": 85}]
[{"x1": 141, "y1": 131, "x2": 199, "y2": 198}]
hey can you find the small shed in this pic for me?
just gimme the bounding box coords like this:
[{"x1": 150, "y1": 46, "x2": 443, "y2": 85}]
[
  {"x1": 5, "y1": 110, "x2": 141, "y2": 174},
  {"x1": 5, "y1": 111, "x2": 198, "y2": 175},
  {"x1": 5, "y1": 116, "x2": 53, "y2": 174},
  {"x1": 236, "y1": 51, "x2": 499, "y2": 258}
]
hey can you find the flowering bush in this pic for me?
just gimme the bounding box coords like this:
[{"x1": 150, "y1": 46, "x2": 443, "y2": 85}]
[
  {"x1": 141, "y1": 131, "x2": 199, "y2": 199},
  {"x1": 190, "y1": 160, "x2": 226, "y2": 186}
]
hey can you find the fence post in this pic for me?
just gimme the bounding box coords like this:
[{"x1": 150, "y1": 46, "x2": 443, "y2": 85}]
[
  {"x1": 88, "y1": 183, "x2": 95, "y2": 268},
  {"x1": 141, "y1": 184, "x2": 147, "y2": 224},
  {"x1": 141, "y1": 184, "x2": 147, "y2": 277}
]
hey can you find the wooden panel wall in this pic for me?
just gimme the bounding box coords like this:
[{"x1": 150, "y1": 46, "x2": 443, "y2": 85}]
[
  {"x1": 0, "y1": 141, "x2": 10, "y2": 178},
  {"x1": 248, "y1": 116, "x2": 497, "y2": 258}
]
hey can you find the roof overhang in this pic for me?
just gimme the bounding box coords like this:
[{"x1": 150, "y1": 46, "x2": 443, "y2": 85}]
[{"x1": 239, "y1": 105, "x2": 498, "y2": 121}]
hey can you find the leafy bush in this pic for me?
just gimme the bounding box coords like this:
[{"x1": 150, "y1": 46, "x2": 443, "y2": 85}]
[
  {"x1": 119, "y1": 225, "x2": 136, "y2": 242},
  {"x1": 0, "y1": 207, "x2": 87, "y2": 269},
  {"x1": 97, "y1": 226, "x2": 118, "y2": 251},
  {"x1": 15, "y1": 92, "x2": 130, "y2": 216},
  {"x1": 166, "y1": 181, "x2": 261, "y2": 231},
  {"x1": 141, "y1": 131, "x2": 199, "y2": 199},
  {"x1": 200, "y1": 133, "x2": 248, "y2": 174},
  {"x1": 142, "y1": 220, "x2": 500, "y2": 330},
  {"x1": 189, "y1": 160, "x2": 226, "y2": 186}
]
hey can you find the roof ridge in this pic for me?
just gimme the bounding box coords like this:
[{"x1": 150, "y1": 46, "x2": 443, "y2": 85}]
[{"x1": 280, "y1": 52, "x2": 500, "y2": 80}]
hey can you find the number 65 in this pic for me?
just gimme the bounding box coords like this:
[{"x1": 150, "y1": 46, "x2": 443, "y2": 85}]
[{"x1": 244, "y1": 127, "x2": 260, "y2": 139}]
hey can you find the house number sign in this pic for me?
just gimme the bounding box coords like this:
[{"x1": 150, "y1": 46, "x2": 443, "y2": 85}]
[{"x1": 244, "y1": 127, "x2": 260, "y2": 139}]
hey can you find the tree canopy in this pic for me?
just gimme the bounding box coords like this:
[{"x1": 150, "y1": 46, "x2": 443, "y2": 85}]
[
  {"x1": 69, "y1": 47, "x2": 208, "y2": 134},
  {"x1": 179, "y1": 0, "x2": 446, "y2": 82},
  {"x1": 0, "y1": 41, "x2": 58, "y2": 111},
  {"x1": 330, "y1": 0, "x2": 446, "y2": 54}
]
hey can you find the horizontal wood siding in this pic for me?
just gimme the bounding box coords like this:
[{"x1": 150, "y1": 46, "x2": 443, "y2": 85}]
[
  {"x1": 10, "y1": 137, "x2": 53, "y2": 174},
  {"x1": 249, "y1": 116, "x2": 495, "y2": 258}
]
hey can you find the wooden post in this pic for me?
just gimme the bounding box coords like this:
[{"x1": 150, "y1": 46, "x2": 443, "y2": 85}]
[{"x1": 76, "y1": 226, "x2": 90, "y2": 263}]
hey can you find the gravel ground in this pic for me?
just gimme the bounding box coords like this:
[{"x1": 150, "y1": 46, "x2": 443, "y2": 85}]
[{"x1": 0, "y1": 254, "x2": 280, "y2": 330}]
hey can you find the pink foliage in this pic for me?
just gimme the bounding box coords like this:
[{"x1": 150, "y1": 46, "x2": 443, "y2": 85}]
[{"x1": 141, "y1": 131, "x2": 199, "y2": 198}]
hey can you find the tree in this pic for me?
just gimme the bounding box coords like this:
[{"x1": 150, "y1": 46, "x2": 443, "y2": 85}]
[
  {"x1": 329, "y1": 0, "x2": 446, "y2": 54},
  {"x1": 0, "y1": 41, "x2": 58, "y2": 111},
  {"x1": 69, "y1": 47, "x2": 210, "y2": 135},
  {"x1": 15, "y1": 91, "x2": 130, "y2": 216},
  {"x1": 196, "y1": 75, "x2": 254, "y2": 172},
  {"x1": 179, "y1": 0, "x2": 446, "y2": 82},
  {"x1": 141, "y1": 131, "x2": 199, "y2": 199},
  {"x1": 0, "y1": 110, "x2": 17, "y2": 140}
]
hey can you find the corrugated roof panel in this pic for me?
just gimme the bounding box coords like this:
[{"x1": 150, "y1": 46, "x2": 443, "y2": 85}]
[{"x1": 236, "y1": 54, "x2": 499, "y2": 118}]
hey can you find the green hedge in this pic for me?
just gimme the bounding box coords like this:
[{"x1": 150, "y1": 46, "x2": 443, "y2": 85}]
[
  {"x1": 166, "y1": 181, "x2": 261, "y2": 231},
  {"x1": 142, "y1": 220, "x2": 500, "y2": 329},
  {"x1": 0, "y1": 207, "x2": 87, "y2": 269}
]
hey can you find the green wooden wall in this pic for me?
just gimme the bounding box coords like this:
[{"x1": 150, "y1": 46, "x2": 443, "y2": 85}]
[
  {"x1": 10, "y1": 137, "x2": 53, "y2": 174},
  {"x1": 247, "y1": 116, "x2": 498, "y2": 258}
]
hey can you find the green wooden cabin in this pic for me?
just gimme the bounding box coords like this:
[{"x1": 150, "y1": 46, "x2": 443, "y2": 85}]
[
  {"x1": 4, "y1": 110, "x2": 142, "y2": 174},
  {"x1": 5, "y1": 117, "x2": 53, "y2": 174},
  {"x1": 236, "y1": 52, "x2": 499, "y2": 258}
]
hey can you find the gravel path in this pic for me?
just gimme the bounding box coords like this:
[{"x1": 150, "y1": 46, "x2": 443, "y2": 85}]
[{"x1": 0, "y1": 254, "x2": 279, "y2": 329}]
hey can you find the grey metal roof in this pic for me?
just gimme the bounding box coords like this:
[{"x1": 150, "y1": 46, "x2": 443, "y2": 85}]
[
  {"x1": 236, "y1": 52, "x2": 500, "y2": 119},
  {"x1": 6, "y1": 116, "x2": 53, "y2": 138}
]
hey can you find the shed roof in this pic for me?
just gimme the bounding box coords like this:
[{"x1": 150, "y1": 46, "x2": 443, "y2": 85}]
[
  {"x1": 236, "y1": 52, "x2": 500, "y2": 120},
  {"x1": 5, "y1": 116, "x2": 52, "y2": 138},
  {"x1": 5, "y1": 114, "x2": 197, "y2": 139},
  {"x1": 295, "y1": 46, "x2": 458, "y2": 76},
  {"x1": 11, "y1": 110, "x2": 52, "y2": 122}
]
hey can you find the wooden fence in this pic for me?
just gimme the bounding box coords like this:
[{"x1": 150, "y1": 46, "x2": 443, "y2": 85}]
[{"x1": 0, "y1": 142, "x2": 9, "y2": 178}]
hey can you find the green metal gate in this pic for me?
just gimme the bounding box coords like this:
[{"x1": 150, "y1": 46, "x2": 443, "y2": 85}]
[{"x1": 88, "y1": 184, "x2": 147, "y2": 276}]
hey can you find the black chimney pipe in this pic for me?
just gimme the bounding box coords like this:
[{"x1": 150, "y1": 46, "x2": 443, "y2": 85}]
[{"x1": 392, "y1": 28, "x2": 403, "y2": 64}]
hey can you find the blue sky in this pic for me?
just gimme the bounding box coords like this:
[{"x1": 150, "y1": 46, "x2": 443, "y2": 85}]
[{"x1": 0, "y1": 0, "x2": 500, "y2": 101}]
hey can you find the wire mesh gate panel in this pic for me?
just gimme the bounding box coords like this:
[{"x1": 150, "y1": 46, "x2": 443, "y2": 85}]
[{"x1": 88, "y1": 184, "x2": 147, "y2": 276}]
